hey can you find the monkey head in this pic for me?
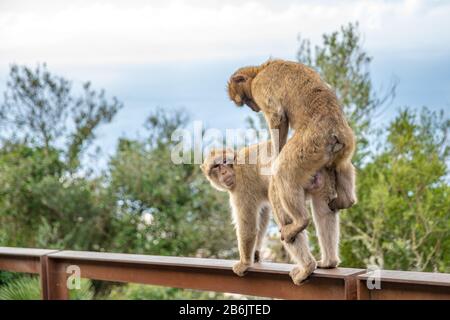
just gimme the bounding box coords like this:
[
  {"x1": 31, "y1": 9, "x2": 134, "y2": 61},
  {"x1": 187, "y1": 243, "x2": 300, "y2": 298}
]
[
  {"x1": 227, "y1": 66, "x2": 261, "y2": 112},
  {"x1": 200, "y1": 149, "x2": 236, "y2": 191}
]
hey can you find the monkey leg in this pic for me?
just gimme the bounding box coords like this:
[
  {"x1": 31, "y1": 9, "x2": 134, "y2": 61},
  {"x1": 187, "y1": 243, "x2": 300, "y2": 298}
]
[
  {"x1": 269, "y1": 181, "x2": 307, "y2": 244},
  {"x1": 271, "y1": 131, "x2": 331, "y2": 243},
  {"x1": 254, "y1": 206, "x2": 270, "y2": 263},
  {"x1": 269, "y1": 180, "x2": 294, "y2": 237},
  {"x1": 328, "y1": 161, "x2": 357, "y2": 211},
  {"x1": 232, "y1": 206, "x2": 258, "y2": 276},
  {"x1": 269, "y1": 175, "x2": 308, "y2": 243},
  {"x1": 270, "y1": 180, "x2": 316, "y2": 284},
  {"x1": 311, "y1": 192, "x2": 340, "y2": 268},
  {"x1": 282, "y1": 231, "x2": 317, "y2": 285}
]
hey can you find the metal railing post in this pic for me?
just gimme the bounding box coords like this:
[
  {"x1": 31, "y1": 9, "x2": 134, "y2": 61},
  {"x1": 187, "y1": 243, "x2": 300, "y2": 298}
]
[{"x1": 46, "y1": 257, "x2": 69, "y2": 300}]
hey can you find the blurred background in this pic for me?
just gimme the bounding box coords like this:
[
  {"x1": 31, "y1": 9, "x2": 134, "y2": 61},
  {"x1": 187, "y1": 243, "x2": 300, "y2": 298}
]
[{"x1": 0, "y1": 0, "x2": 448, "y2": 299}]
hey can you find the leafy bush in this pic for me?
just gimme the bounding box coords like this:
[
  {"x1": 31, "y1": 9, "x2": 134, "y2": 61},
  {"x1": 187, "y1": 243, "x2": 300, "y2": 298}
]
[{"x1": 0, "y1": 276, "x2": 94, "y2": 300}]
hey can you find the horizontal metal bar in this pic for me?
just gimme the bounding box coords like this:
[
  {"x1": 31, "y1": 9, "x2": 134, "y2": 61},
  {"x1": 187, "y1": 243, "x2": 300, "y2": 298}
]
[
  {"x1": 46, "y1": 250, "x2": 364, "y2": 300},
  {"x1": 0, "y1": 247, "x2": 61, "y2": 299},
  {"x1": 46, "y1": 257, "x2": 363, "y2": 300},
  {"x1": 0, "y1": 247, "x2": 59, "y2": 274},
  {"x1": 0, "y1": 247, "x2": 58, "y2": 257},
  {"x1": 48, "y1": 250, "x2": 363, "y2": 279},
  {"x1": 3, "y1": 247, "x2": 450, "y2": 300},
  {"x1": 357, "y1": 269, "x2": 450, "y2": 287},
  {"x1": 0, "y1": 255, "x2": 41, "y2": 274},
  {"x1": 357, "y1": 270, "x2": 450, "y2": 300}
]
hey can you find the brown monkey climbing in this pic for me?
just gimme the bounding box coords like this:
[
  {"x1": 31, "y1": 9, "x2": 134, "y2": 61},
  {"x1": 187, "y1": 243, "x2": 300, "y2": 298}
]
[{"x1": 227, "y1": 60, "x2": 357, "y2": 259}]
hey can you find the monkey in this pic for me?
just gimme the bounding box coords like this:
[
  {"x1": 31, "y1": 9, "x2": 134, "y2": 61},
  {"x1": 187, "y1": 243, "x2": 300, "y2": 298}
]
[
  {"x1": 200, "y1": 141, "x2": 341, "y2": 285},
  {"x1": 227, "y1": 59, "x2": 357, "y2": 244}
]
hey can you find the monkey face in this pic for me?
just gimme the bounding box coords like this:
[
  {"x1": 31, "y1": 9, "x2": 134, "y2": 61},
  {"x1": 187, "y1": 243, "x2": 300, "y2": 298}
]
[
  {"x1": 227, "y1": 72, "x2": 261, "y2": 112},
  {"x1": 201, "y1": 149, "x2": 236, "y2": 191},
  {"x1": 211, "y1": 163, "x2": 236, "y2": 190}
]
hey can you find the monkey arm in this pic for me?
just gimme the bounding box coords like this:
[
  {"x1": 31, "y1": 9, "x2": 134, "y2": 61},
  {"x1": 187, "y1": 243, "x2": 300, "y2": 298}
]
[{"x1": 311, "y1": 193, "x2": 340, "y2": 268}]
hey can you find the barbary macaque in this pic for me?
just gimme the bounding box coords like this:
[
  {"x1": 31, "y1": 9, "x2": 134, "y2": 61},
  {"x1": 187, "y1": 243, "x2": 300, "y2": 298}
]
[
  {"x1": 227, "y1": 59, "x2": 357, "y2": 251},
  {"x1": 200, "y1": 141, "x2": 340, "y2": 285}
]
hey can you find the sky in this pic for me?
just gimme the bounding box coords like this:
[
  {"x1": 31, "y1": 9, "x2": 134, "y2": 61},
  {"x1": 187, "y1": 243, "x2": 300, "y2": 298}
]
[{"x1": 1, "y1": 0, "x2": 450, "y2": 159}]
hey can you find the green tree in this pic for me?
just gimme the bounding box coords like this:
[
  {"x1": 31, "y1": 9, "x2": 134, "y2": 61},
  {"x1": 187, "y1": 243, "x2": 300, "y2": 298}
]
[
  {"x1": 0, "y1": 141, "x2": 120, "y2": 250},
  {"x1": 0, "y1": 63, "x2": 122, "y2": 170},
  {"x1": 108, "y1": 108, "x2": 236, "y2": 257},
  {"x1": 0, "y1": 64, "x2": 122, "y2": 250},
  {"x1": 341, "y1": 108, "x2": 449, "y2": 272}
]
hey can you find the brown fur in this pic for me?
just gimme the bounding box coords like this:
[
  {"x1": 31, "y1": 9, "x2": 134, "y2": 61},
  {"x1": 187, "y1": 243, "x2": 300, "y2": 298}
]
[
  {"x1": 227, "y1": 59, "x2": 357, "y2": 242},
  {"x1": 201, "y1": 141, "x2": 341, "y2": 285}
]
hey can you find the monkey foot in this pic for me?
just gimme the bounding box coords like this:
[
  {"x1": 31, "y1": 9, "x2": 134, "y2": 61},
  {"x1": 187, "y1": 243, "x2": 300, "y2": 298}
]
[
  {"x1": 280, "y1": 221, "x2": 309, "y2": 243},
  {"x1": 289, "y1": 261, "x2": 316, "y2": 286},
  {"x1": 317, "y1": 258, "x2": 340, "y2": 269},
  {"x1": 232, "y1": 261, "x2": 251, "y2": 277}
]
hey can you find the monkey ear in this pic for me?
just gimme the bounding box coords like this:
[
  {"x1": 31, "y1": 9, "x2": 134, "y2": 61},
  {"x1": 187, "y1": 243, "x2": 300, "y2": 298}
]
[{"x1": 231, "y1": 74, "x2": 247, "y2": 83}]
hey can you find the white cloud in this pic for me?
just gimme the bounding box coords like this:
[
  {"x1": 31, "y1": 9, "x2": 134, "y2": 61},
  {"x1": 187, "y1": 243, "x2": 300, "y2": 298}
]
[{"x1": 0, "y1": 0, "x2": 449, "y2": 66}]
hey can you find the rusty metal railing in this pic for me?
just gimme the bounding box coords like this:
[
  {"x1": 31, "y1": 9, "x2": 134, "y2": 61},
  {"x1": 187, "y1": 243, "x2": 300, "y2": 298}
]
[{"x1": 1, "y1": 247, "x2": 449, "y2": 300}]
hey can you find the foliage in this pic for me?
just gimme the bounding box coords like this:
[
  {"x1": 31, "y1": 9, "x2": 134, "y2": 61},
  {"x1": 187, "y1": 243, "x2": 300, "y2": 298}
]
[
  {"x1": 0, "y1": 276, "x2": 93, "y2": 300},
  {"x1": 340, "y1": 108, "x2": 449, "y2": 272},
  {"x1": 0, "y1": 64, "x2": 125, "y2": 250},
  {"x1": 108, "y1": 108, "x2": 236, "y2": 257},
  {"x1": 0, "y1": 63, "x2": 122, "y2": 170},
  {"x1": 0, "y1": 142, "x2": 119, "y2": 250},
  {"x1": 0, "y1": 271, "x2": 21, "y2": 286}
]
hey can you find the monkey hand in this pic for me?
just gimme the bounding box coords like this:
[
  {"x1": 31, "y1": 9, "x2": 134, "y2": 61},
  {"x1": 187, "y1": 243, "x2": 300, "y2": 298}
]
[{"x1": 232, "y1": 261, "x2": 251, "y2": 277}]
